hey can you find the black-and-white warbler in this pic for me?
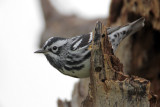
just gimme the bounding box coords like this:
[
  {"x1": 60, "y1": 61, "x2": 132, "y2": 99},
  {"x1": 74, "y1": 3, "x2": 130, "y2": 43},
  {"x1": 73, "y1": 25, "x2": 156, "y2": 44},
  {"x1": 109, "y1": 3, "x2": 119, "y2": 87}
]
[{"x1": 35, "y1": 18, "x2": 145, "y2": 78}]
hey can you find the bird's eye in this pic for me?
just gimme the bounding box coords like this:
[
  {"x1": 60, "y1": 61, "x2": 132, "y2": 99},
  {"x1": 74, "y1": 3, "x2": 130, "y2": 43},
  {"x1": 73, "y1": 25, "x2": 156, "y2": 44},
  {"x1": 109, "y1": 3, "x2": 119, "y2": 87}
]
[{"x1": 52, "y1": 46, "x2": 57, "y2": 50}]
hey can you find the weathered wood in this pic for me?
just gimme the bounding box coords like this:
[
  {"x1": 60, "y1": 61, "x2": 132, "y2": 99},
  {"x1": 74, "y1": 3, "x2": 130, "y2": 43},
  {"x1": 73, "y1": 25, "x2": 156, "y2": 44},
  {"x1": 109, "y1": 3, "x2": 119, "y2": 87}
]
[
  {"x1": 108, "y1": 0, "x2": 160, "y2": 106},
  {"x1": 82, "y1": 21, "x2": 157, "y2": 107}
]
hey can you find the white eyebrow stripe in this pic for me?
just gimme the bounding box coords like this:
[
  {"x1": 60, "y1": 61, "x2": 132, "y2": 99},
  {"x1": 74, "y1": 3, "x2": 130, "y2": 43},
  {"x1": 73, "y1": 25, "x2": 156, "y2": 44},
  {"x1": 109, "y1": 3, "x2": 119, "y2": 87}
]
[{"x1": 52, "y1": 40, "x2": 67, "y2": 47}]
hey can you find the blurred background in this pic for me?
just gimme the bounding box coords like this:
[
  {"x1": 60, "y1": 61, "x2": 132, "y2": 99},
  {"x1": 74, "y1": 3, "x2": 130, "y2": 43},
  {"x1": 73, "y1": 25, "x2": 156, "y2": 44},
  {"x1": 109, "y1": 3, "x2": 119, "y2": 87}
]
[
  {"x1": 1, "y1": 0, "x2": 160, "y2": 107},
  {"x1": 0, "y1": 0, "x2": 111, "y2": 107}
]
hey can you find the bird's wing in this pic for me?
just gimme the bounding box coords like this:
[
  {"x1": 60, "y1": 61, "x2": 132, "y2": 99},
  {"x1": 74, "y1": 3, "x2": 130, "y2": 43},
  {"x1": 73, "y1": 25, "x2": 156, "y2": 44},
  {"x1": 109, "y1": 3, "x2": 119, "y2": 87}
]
[
  {"x1": 107, "y1": 26, "x2": 121, "y2": 35},
  {"x1": 70, "y1": 33, "x2": 92, "y2": 51}
]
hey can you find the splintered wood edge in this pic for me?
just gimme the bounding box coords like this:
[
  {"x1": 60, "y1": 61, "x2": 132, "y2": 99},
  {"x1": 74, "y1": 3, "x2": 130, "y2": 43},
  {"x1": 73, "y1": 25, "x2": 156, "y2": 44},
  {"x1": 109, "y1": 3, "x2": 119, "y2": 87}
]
[{"x1": 85, "y1": 21, "x2": 157, "y2": 107}]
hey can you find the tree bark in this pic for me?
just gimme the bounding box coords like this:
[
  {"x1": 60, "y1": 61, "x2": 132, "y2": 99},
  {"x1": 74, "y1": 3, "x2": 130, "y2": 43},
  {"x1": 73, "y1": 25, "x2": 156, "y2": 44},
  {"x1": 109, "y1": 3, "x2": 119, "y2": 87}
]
[
  {"x1": 82, "y1": 21, "x2": 157, "y2": 107},
  {"x1": 107, "y1": 0, "x2": 160, "y2": 106}
]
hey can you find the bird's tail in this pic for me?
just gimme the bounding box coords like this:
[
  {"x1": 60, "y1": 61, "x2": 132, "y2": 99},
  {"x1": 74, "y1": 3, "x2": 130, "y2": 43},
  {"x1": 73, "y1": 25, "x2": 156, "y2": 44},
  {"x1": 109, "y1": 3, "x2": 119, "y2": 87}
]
[
  {"x1": 125, "y1": 17, "x2": 145, "y2": 36},
  {"x1": 108, "y1": 17, "x2": 145, "y2": 53}
]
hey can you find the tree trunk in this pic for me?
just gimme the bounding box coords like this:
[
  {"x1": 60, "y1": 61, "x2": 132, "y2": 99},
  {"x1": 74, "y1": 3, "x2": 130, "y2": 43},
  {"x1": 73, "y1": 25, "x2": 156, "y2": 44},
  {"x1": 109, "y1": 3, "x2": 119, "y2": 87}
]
[
  {"x1": 81, "y1": 21, "x2": 157, "y2": 107},
  {"x1": 107, "y1": 0, "x2": 160, "y2": 106}
]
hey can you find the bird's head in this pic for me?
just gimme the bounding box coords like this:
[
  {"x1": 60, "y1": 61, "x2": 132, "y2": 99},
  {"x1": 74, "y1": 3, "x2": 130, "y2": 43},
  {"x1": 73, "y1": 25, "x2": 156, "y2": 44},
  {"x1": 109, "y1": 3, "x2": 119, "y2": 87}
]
[{"x1": 34, "y1": 37, "x2": 68, "y2": 70}]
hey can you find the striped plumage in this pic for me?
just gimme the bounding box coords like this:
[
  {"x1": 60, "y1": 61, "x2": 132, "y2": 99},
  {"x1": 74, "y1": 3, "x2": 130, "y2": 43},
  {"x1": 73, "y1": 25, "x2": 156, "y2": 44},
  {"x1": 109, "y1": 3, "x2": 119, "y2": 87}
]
[{"x1": 35, "y1": 18, "x2": 145, "y2": 78}]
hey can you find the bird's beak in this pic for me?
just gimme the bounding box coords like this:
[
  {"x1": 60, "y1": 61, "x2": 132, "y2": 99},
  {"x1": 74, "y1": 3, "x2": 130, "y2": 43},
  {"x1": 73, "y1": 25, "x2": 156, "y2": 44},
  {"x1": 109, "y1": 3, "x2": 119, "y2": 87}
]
[{"x1": 34, "y1": 49, "x2": 48, "y2": 54}]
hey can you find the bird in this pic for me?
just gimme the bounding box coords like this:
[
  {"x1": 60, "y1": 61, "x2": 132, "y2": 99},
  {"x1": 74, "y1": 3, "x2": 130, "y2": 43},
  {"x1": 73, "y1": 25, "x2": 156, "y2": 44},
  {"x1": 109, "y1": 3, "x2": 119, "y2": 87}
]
[{"x1": 35, "y1": 18, "x2": 145, "y2": 78}]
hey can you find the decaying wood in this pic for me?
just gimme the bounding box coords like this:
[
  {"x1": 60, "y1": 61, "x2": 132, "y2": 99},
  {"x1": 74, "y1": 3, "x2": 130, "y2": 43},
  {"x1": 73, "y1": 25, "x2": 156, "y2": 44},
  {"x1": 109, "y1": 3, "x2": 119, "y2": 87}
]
[
  {"x1": 107, "y1": 0, "x2": 160, "y2": 106},
  {"x1": 82, "y1": 21, "x2": 157, "y2": 107}
]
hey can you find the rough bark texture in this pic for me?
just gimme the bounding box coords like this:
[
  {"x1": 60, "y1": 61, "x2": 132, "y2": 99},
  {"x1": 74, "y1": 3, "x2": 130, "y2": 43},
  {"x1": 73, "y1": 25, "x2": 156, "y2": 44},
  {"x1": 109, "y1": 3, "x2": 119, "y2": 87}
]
[
  {"x1": 81, "y1": 21, "x2": 157, "y2": 107},
  {"x1": 107, "y1": 0, "x2": 160, "y2": 106}
]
